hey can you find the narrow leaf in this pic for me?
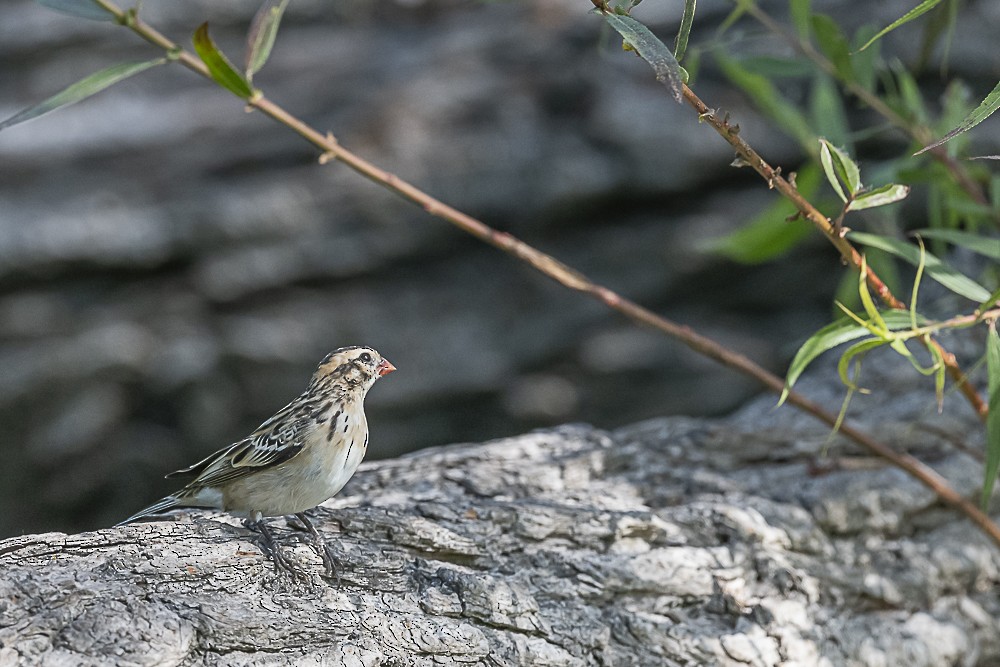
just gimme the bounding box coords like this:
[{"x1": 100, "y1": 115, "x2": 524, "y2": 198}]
[
  {"x1": 915, "y1": 0, "x2": 957, "y2": 72},
  {"x1": 857, "y1": 0, "x2": 944, "y2": 52},
  {"x1": 35, "y1": 0, "x2": 111, "y2": 21},
  {"x1": 819, "y1": 139, "x2": 862, "y2": 197},
  {"x1": 981, "y1": 326, "x2": 1000, "y2": 509},
  {"x1": 848, "y1": 183, "x2": 911, "y2": 211},
  {"x1": 245, "y1": 0, "x2": 290, "y2": 80},
  {"x1": 837, "y1": 339, "x2": 884, "y2": 391},
  {"x1": 811, "y1": 14, "x2": 853, "y2": 83},
  {"x1": 851, "y1": 24, "x2": 880, "y2": 93},
  {"x1": 819, "y1": 140, "x2": 847, "y2": 202},
  {"x1": 849, "y1": 231, "x2": 992, "y2": 302},
  {"x1": 779, "y1": 310, "x2": 917, "y2": 405},
  {"x1": 828, "y1": 379, "x2": 857, "y2": 442},
  {"x1": 891, "y1": 337, "x2": 939, "y2": 377},
  {"x1": 890, "y1": 60, "x2": 930, "y2": 125},
  {"x1": 603, "y1": 13, "x2": 684, "y2": 102},
  {"x1": 910, "y1": 236, "x2": 927, "y2": 330},
  {"x1": 789, "y1": 0, "x2": 812, "y2": 40},
  {"x1": 980, "y1": 286, "x2": 1000, "y2": 315},
  {"x1": 940, "y1": 80, "x2": 973, "y2": 135},
  {"x1": 673, "y1": 0, "x2": 697, "y2": 63},
  {"x1": 781, "y1": 320, "x2": 872, "y2": 405},
  {"x1": 928, "y1": 340, "x2": 946, "y2": 412},
  {"x1": 912, "y1": 229, "x2": 1000, "y2": 261},
  {"x1": 0, "y1": 58, "x2": 166, "y2": 132},
  {"x1": 915, "y1": 79, "x2": 1000, "y2": 155},
  {"x1": 810, "y1": 75, "x2": 850, "y2": 148},
  {"x1": 193, "y1": 22, "x2": 254, "y2": 99},
  {"x1": 857, "y1": 256, "x2": 887, "y2": 331},
  {"x1": 835, "y1": 247, "x2": 904, "y2": 313}
]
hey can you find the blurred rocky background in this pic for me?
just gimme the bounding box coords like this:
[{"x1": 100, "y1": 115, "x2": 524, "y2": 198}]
[{"x1": 0, "y1": 0, "x2": 996, "y2": 538}]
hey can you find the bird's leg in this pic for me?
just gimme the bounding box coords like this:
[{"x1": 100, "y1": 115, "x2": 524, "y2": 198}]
[
  {"x1": 294, "y1": 512, "x2": 341, "y2": 584},
  {"x1": 242, "y1": 517, "x2": 309, "y2": 582}
]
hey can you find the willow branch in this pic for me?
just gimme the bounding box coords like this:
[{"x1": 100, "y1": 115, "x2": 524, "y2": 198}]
[
  {"x1": 679, "y1": 85, "x2": 989, "y2": 420},
  {"x1": 88, "y1": 0, "x2": 1000, "y2": 545},
  {"x1": 743, "y1": 1, "x2": 992, "y2": 216}
]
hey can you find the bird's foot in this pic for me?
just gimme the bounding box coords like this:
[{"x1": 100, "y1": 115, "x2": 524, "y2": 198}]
[
  {"x1": 293, "y1": 512, "x2": 342, "y2": 585},
  {"x1": 289, "y1": 510, "x2": 343, "y2": 534},
  {"x1": 242, "y1": 518, "x2": 311, "y2": 583}
]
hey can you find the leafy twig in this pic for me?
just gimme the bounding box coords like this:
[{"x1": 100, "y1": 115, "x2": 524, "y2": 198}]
[
  {"x1": 68, "y1": 0, "x2": 1000, "y2": 546},
  {"x1": 679, "y1": 84, "x2": 989, "y2": 421},
  {"x1": 743, "y1": 1, "x2": 993, "y2": 216}
]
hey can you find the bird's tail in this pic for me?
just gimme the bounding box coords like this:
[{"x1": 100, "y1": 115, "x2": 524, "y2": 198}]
[{"x1": 115, "y1": 495, "x2": 186, "y2": 527}]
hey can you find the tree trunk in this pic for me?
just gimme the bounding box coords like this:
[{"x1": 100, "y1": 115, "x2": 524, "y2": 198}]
[{"x1": 2, "y1": 369, "x2": 999, "y2": 666}]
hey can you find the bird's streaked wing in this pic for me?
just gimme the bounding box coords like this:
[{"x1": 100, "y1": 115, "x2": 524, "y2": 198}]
[{"x1": 165, "y1": 401, "x2": 315, "y2": 489}]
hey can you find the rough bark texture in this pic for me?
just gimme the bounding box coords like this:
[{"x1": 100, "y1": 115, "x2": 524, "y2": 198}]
[
  {"x1": 7, "y1": 0, "x2": 1000, "y2": 539},
  {"x1": 2, "y1": 354, "x2": 999, "y2": 666}
]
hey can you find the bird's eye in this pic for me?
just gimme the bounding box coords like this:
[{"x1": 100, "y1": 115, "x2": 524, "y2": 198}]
[{"x1": 359, "y1": 352, "x2": 372, "y2": 363}]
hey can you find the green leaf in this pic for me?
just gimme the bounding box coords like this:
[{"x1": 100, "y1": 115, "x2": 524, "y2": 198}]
[
  {"x1": 930, "y1": 341, "x2": 945, "y2": 411},
  {"x1": 0, "y1": 58, "x2": 166, "y2": 132},
  {"x1": 848, "y1": 183, "x2": 911, "y2": 211},
  {"x1": 886, "y1": 60, "x2": 929, "y2": 125},
  {"x1": 980, "y1": 286, "x2": 1000, "y2": 314},
  {"x1": 245, "y1": 0, "x2": 290, "y2": 81},
  {"x1": 912, "y1": 229, "x2": 1000, "y2": 261},
  {"x1": 821, "y1": 148, "x2": 847, "y2": 201},
  {"x1": 915, "y1": 0, "x2": 957, "y2": 72},
  {"x1": 781, "y1": 320, "x2": 872, "y2": 405},
  {"x1": 915, "y1": 79, "x2": 1000, "y2": 155},
  {"x1": 857, "y1": 0, "x2": 944, "y2": 52},
  {"x1": 851, "y1": 24, "x2": 880, "y2": 93},
  {"x1": 910, "y1": 236, "x2": 928, "y2": 330},
  {"x1": 603, "y1": 14, "x2": 684, "y2": 102},
  {"x1": 789, "y1": 0, "x2": 812, "y2": 40},
  {"x1": 706, "y1": 165, "x2": 820, "y2": 263},
  {"x1": 780, "y1": 309, "x2": 917, "y2": 405},
  {"x1": 981, "y1": 326, "x2": 1000, "y2": 509},
  {"x1": 811, "y1": 14, "x2": 853, "y2": 83},
  {"x1": 857, "y1": 256, "x2": 886, "y2": 330},
  {"x1": 848, "y1": 231, "x2": 992, "y2": 302},
  {"x1": 819, "y1": 139, "x2": 862, "y2": 200},
  {"x1": 673, "y1": 0, "x2": 697, "y2": 63},
  {"x1": 809, "y1": 74, "x2": 850, "y2": 147},
  {"x1": 35, "y1": 0, "x2": 111, "y2": 21},
  {"x1": 835, "y1": 247, "x2": 903, "y2": 312},
  {"x1": 715, "y1": 53, "x2": 815, "y2": 151},
  {"x1": 939, "y1": 81, "x2": 972, "y2": 137},
  {"x1": 193, "y1": 22, "x2": 254, "y2": 99},
  {"x1": 837, "y1": 338, "x2": 885, "y2": 390}
]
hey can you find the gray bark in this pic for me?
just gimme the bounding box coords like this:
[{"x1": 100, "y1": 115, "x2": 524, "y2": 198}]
[{"x1": 3, "y1": 358, "x2": 999, "y2": 666}]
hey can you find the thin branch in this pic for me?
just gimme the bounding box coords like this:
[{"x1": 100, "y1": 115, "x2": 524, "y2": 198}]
[
  {"x1": 743, "y1": 1, "x2": 992, "y2": 215},
  {"x1": 680, "y1": 85, "x2": 989, "y2": 421},
  {"x1": 87, "y1": 0, "x2": 1000, "y2": 545}
]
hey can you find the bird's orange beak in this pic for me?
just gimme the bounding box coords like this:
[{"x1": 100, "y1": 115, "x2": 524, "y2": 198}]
[{"x1": 376, "y1": 358, "x2": 396, "y2": 377}]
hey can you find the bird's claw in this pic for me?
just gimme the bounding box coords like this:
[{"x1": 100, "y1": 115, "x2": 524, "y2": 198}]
[
  {"x1": 293, "y1": 512, "x2": 342, "y2": 585},
  {"x1": 243, "y1": 518, "x2": 312, "y2": 583}
]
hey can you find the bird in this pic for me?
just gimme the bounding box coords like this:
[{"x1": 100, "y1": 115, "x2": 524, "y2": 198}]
[{"x1": 117, "y1": 345, "x2": 396, "y2": 580}]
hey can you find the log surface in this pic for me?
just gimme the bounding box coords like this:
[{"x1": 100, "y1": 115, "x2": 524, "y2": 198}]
[{"x1": 2, "y1": 362, "x2": 999, "y2": 666}]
